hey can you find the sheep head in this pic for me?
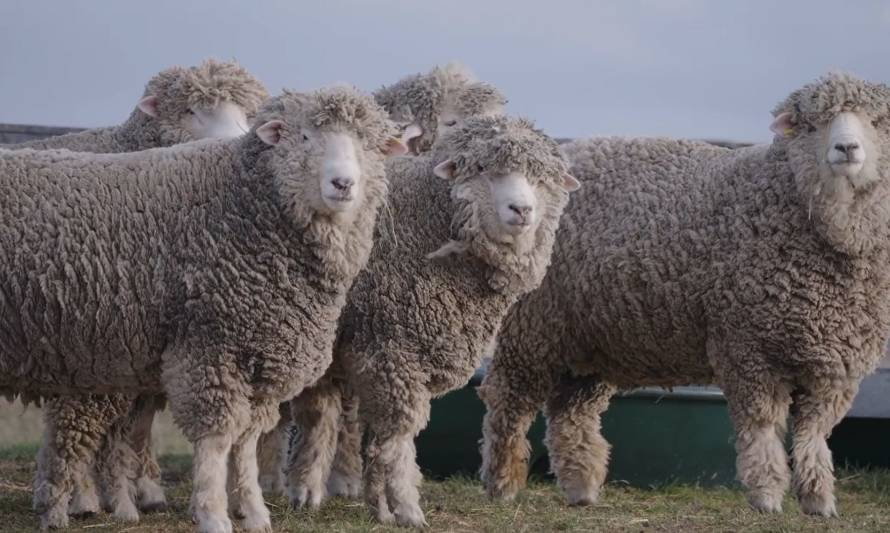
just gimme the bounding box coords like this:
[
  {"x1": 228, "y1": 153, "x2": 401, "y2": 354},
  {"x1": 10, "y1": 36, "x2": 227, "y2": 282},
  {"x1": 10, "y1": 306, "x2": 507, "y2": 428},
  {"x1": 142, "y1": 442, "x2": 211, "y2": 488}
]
[
  {"x1": 772, "y1": 72, "x2": 890, "y2": 255},
  {"x1": 252, "y1": 86, "x2": 406, "y2": 228},
  {"x1": 136, "y1": 59, "x2": 268, "y2": 143}
]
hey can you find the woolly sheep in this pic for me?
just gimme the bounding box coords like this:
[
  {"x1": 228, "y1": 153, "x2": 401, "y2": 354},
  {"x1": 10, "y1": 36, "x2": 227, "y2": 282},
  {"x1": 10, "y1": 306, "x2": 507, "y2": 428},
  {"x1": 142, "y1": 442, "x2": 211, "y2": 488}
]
[
  {"x1": 8, "y1": 59, "x2": 266, "y2": 152},
  {"x1": 8, "y1": 58, "x2": 269, "y2": 525},
  {"x1": 0, "y1": 86, "x2": 407, "y2": 533},
  {"x1": 282, "y1": 115, "x2": 580, "y2": 526},
  {"x1": 478, "y1": 73, "x2": 890, "y2": 518},
  {"x1": 374, "y1": 62, "x2": 507, "y2": 154},
  {"x1": 254, "y1": 63, "x2": 509, "y2": 496}
]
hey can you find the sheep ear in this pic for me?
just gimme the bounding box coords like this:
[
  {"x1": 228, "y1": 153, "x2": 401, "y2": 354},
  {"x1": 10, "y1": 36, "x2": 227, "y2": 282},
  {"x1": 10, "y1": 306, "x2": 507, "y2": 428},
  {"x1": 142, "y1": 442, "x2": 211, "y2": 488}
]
[
  {"x1": 433, "y1": 159, "x2": 457, "y2": 180},
  {"x1": 383, "y1": 137, "x2": 408, "y2": 157},
  {"x1": 560, "y1": 173, "x2": 581, "y2": 192},
  {"x1": 256, "y1": 120, "x2": 285, "y2": 146},
  {"x1": 770, "y1": 112, "x2": 794, "y2": 137},
  {"x1": 401, "y1": 123, "x2": 423, "y2": 145},
  {"x1": 137, "y1": 96, "x2": 159, "y2": 118}
]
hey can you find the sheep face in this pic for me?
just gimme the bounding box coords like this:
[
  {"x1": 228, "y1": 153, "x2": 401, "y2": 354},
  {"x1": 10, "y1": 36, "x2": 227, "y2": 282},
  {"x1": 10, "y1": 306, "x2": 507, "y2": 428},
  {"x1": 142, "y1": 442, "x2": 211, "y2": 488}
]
[
  {"x1": 434, "y1": 83, "x2": 506, "y2": 144},
  {"x1": 254, "y1": 88, "x2": 406, "y2": 225},
  {"x1": 137, "y1": 59, "x2": 268, "y2": 144},
  {"x1": 773, "y1": 73, "x2": 890, "y2": 253}
]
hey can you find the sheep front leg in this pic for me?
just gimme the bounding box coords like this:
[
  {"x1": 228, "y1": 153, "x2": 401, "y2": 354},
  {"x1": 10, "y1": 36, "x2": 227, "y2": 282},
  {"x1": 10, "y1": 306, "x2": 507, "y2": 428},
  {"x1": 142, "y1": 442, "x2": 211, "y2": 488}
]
[
  {"x1": 192, "y1": 434, "x2": 235, "y2": 533},
  {"x1": 544, "y1": 376, "x2": 616, "y2": 505},
  {"x1": 718, "y1": 363, "x2": 792, "y2": 514},
  {"x1": 326, "y1": 386, "x2": 363, "y2": 499},
  {"x1": 285, "y1": 375, "x2": 342, "y2": 509},
  {"x1": 362, "y1": 387, "x2": 430, "y2": 528},
  {"x1": 227, "y1": 406, "x2": 277, "y2": 533},
  {"x1": 790, "y1": 379, "x2": 858, "y2": 517}
]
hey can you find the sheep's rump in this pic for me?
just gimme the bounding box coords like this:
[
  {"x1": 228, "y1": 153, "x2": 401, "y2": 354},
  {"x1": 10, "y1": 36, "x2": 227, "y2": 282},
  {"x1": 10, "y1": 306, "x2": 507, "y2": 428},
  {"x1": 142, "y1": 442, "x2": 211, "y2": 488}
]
[{"x1": 0, "y1": 144, "x2": 231, "y2": 395}]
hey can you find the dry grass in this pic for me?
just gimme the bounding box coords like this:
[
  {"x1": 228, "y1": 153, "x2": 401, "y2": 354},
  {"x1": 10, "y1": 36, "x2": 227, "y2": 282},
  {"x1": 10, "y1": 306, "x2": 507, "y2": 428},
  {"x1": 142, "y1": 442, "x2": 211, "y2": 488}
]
[{"x1": 1, "y1": 446, "x2": 889, "y2": 533}]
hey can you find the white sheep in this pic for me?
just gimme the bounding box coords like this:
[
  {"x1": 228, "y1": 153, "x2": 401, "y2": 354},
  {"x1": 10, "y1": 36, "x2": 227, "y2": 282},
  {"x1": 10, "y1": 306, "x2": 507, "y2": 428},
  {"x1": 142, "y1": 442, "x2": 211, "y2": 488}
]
[
  {"x1": 479, "y1": 73, "x2": 890, "y2": 517},
  {"x1": 0, "y1": 86, "x2": 407, "y2": 532},
  {"x1": 283, "y1": 115, "x2": 580, "y2": 525},
  {"x1": 6, "y1": 58, "x2": 268, "y2": 524}
]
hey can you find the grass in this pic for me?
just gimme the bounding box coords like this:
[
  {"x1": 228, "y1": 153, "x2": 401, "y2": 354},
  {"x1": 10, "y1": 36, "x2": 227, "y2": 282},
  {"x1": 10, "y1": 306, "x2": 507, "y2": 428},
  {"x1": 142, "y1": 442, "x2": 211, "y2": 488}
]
[{"x1": 1, "y1": 450, "x2": 889, "y2": 533}]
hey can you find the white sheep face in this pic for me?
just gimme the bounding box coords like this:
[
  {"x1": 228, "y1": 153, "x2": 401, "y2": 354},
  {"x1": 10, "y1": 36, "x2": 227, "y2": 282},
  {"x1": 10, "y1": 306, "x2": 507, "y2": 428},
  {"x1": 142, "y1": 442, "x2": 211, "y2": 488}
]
[
  {"x1": 487, "y1": 172, "x2": 539, "y2": 237},
  {"x1": 318, "y1": 133, "x2": 363, "y2": 213},
  {"x1": 825, "y1": 112, "x2": 874, "y2": 184},
  {"x1": 183, "y1": 101, "x2": 250, "y2": 140}
]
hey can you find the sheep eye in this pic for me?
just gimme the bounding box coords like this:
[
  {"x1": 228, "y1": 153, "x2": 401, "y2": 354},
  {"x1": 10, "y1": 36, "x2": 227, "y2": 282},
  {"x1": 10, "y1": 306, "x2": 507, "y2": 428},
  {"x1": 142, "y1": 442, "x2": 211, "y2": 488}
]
[
  {"x1": 184, "y1": 109, "x2": 195, "y2": 115},
  {"x1": 302, "y1": 133, "x2": 309, "y2": 142},
  {"x1": 476, "y1": 163, "x2": 485, "y2": 173},
  {"x1": 444, "y1": 120, "x2": 457, "y2": 127}
]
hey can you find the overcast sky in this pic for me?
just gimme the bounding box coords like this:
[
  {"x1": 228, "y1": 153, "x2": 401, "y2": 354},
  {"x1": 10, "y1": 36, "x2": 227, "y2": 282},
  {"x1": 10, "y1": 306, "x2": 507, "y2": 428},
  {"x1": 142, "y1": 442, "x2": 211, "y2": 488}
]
[{"x1": 2, "y1": 1, "x2": 889, "y2": 143}]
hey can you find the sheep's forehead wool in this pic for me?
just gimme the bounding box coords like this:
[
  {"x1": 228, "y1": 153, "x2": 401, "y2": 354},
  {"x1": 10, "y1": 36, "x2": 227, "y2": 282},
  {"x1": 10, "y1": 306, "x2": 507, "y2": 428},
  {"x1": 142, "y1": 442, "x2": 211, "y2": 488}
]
[
  {"x1": 148, "y1": 59, "x2": 268, "y2": 118},
  {"x1": 773, "y1": 72, "x2": 890, "y2": 127},
  {"x1": 434, "y1": 115, "x2": 568, "y2": 186},
  {"x1": 448, "y1": 82, "x2": 507, "y2": 118},
  {"x1": 263, "y1": 87, "x2": 398, "y2": 151}
]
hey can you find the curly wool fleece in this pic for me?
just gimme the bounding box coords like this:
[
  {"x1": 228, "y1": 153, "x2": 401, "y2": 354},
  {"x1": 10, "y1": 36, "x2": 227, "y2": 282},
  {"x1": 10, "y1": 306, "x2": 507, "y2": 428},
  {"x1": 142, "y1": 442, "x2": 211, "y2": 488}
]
[
  {"x1": 7, "y1": 59, "x2": 268, "y2": 152},
  {"x1": 284, "y1": 115, "x2": 574, "y2": 525},
  {"x1": 480, "y1": 73, "x2": 890, "y2": 515},
  {"x1": 374, "y1": 63, "x2": 506, "y2": 153}
]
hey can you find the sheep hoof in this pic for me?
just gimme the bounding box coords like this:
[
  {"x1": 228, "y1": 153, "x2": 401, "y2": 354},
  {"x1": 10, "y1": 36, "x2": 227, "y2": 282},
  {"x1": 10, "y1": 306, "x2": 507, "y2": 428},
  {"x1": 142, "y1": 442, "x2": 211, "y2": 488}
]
[
  {"x1": 746, "y1": 490, "x2": 783, "y2": 514},
  {"x1": 566, "y1": 488, "x2": 599, "y2": 506},
  {"x1": 196, "y1": 513, "x2": 233, "y2": 533},
  {"x1": 326, "y1": 471, "x2": 361, "y2": 499},
  {"x1": 258, "y1": 474, "x2": 285, "y2": 496},
  {"x1": 799, "y1": 492, "x2": 838, "y2": 517},
  {"x1": 288, "y1": 485, "x2": 324, "y2": 510},
  {"x1": 394, "y1": 504, "x2": 427, "y2": 528},
  {"x1": 113, "y1": 499, "x2": 141, "y2": 523},
  {"x1": 68, "y1": 488, "x2": 101, "y2": 518},
  {"x1": 40, "y1": 505, "x2": 69, "y2": 530},
  {"x1": 137, "y1": 478, "x2": 168, "y2": 512}
]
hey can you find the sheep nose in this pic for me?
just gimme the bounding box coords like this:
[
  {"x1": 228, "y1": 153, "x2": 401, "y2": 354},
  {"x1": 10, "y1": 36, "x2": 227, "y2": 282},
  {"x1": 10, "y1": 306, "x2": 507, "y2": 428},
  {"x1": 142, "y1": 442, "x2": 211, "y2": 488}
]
[
  {"x1": 331, "y1": 177, "x2": 353, "y2": 192},
  {"x1": 509, "y1": 204, "x2": 533, "y2": 218},
  {"x1": 835, "y1": 142, "x2": 860, "y2": 159}
]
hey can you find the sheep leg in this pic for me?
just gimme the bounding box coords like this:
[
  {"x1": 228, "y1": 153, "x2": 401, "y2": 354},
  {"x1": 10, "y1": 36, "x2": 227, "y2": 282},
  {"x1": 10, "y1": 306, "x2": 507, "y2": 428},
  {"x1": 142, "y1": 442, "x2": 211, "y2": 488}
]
[
  {"x1": 790, "y1": 379, "x2": 858, "y2": 517},
  {"x1": 228, "y1": 421, "x2": 273, "y2": 532},
  {"x1": 130, "y1": 395, "x2": 167, "y2": 512},
  {"x1": 189, "y1": 433, "x2": 235, "y2": 533},
  {"x1": 544, "y1": 375, "x2": 616, "y2": 505},
  {"x1": 95, "y1": 423, "x2": 140, "y2": 523},
  {"x1": 35, "y1": 395, "x2": 125, "y2": 528},
  {"x1": 285, "y1": 375, "x2": 341, "y2": 509},
  {"x1": 326, "y1": 385, "x2": 363, "y2": 499},
  {"x1": 362, "y1": 387, "x2": 430, "y2": 528},
  {"x1": 256, "y1": 404, "x2": 289, "y2": 496},
  {"x1": 479, "y1": 348, "x2": 558, "y2": 500},
  {"x1": 719, "y1": 367, "x2": 792, "y2": 514}
]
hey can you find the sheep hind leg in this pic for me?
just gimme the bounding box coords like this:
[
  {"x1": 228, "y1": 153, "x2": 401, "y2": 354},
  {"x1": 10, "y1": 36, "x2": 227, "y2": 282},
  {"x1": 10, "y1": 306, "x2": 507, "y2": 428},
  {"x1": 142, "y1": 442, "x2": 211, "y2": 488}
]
[
  {"x1": 191, "y1": 433, "x2": 235, "y2": 533},
  {"x1": 544, "y1": 376, "x2": 615, "y2": 506},
  {"x1": 790, "y1": 379, "x2": 859, "y2": 517},
  {"x1": 326, "y1": 387, "x2": 362, "y2": 499},
  {"x1": 719, "y1": 367, "x2": 792, "y2": 514},
  {"x1": 285, "y1": 376, "x2": 341, "y2": 509},
  {"x1": 256, "y1": 405, "x2": 289, "y2": 496},
  {"x1": 36, "y1": 395, "x2": 124, "y2": 528},
  {"x1": 479, "y1": 357, "x2": 555, "y2": 501},
  {"x1": 96, "y1": 427, "x2": 140, "y2": 523},
  {"x1": 130, "y1": 395, "x2": 167, "y2": 512}
]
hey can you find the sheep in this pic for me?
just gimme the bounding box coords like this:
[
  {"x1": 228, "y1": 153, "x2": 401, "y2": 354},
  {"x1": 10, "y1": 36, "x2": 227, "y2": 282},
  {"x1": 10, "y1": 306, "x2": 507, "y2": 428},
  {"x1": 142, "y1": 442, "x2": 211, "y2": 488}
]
[
  {"x1": 0, "y1": 85, "x2": 407, "y2": 533},
  {"x1": 373, "y1": 62, "x2": 507, "y2": 154},
  {"x1": 282, "y1": 115, "x2": 580, "y2": 525},
  {"x1": 478, "y1": 73, "x2": 890, "y2": 518},
  {"x1": 8, "y1": 59, "x2": 266, "y2": 152},
  {"x1": 254, "y1": 63, "x2": 508, "y2": 497},
  {"x1": 8, "y1": 58, "x2": 269, "y2": 524}
]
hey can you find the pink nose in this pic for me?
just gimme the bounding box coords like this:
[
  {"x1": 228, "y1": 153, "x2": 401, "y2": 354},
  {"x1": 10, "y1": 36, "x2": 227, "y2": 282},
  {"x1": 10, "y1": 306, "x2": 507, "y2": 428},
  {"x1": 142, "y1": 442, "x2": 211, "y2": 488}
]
[{"x1": 331, "y1": 177, "x2": 353, "y2": 192}]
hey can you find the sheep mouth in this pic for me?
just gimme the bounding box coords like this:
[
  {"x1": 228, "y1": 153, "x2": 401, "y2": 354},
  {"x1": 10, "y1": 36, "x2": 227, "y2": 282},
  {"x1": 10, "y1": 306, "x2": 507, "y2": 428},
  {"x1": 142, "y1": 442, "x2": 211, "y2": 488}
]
[{"x1": 829, "y1": 161, "x2": 864, "y2": 178}]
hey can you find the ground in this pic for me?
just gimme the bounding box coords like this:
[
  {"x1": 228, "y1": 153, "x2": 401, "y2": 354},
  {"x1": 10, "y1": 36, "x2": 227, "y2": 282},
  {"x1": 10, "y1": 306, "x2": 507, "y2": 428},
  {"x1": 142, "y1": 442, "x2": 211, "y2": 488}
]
[
  {"x1": 1, "y1": 445, "x2": 889, "y2": 532},
  {"x1": 3, "y1": 400, "x2": 890, "y2": 532}
]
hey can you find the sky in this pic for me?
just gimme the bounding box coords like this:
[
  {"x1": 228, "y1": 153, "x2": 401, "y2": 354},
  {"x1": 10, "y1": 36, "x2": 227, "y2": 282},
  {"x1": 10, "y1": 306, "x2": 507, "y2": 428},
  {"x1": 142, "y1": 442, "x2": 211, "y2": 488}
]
[{"x1": 2, "y1": 1, "x2": 889, "y2": 143}]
